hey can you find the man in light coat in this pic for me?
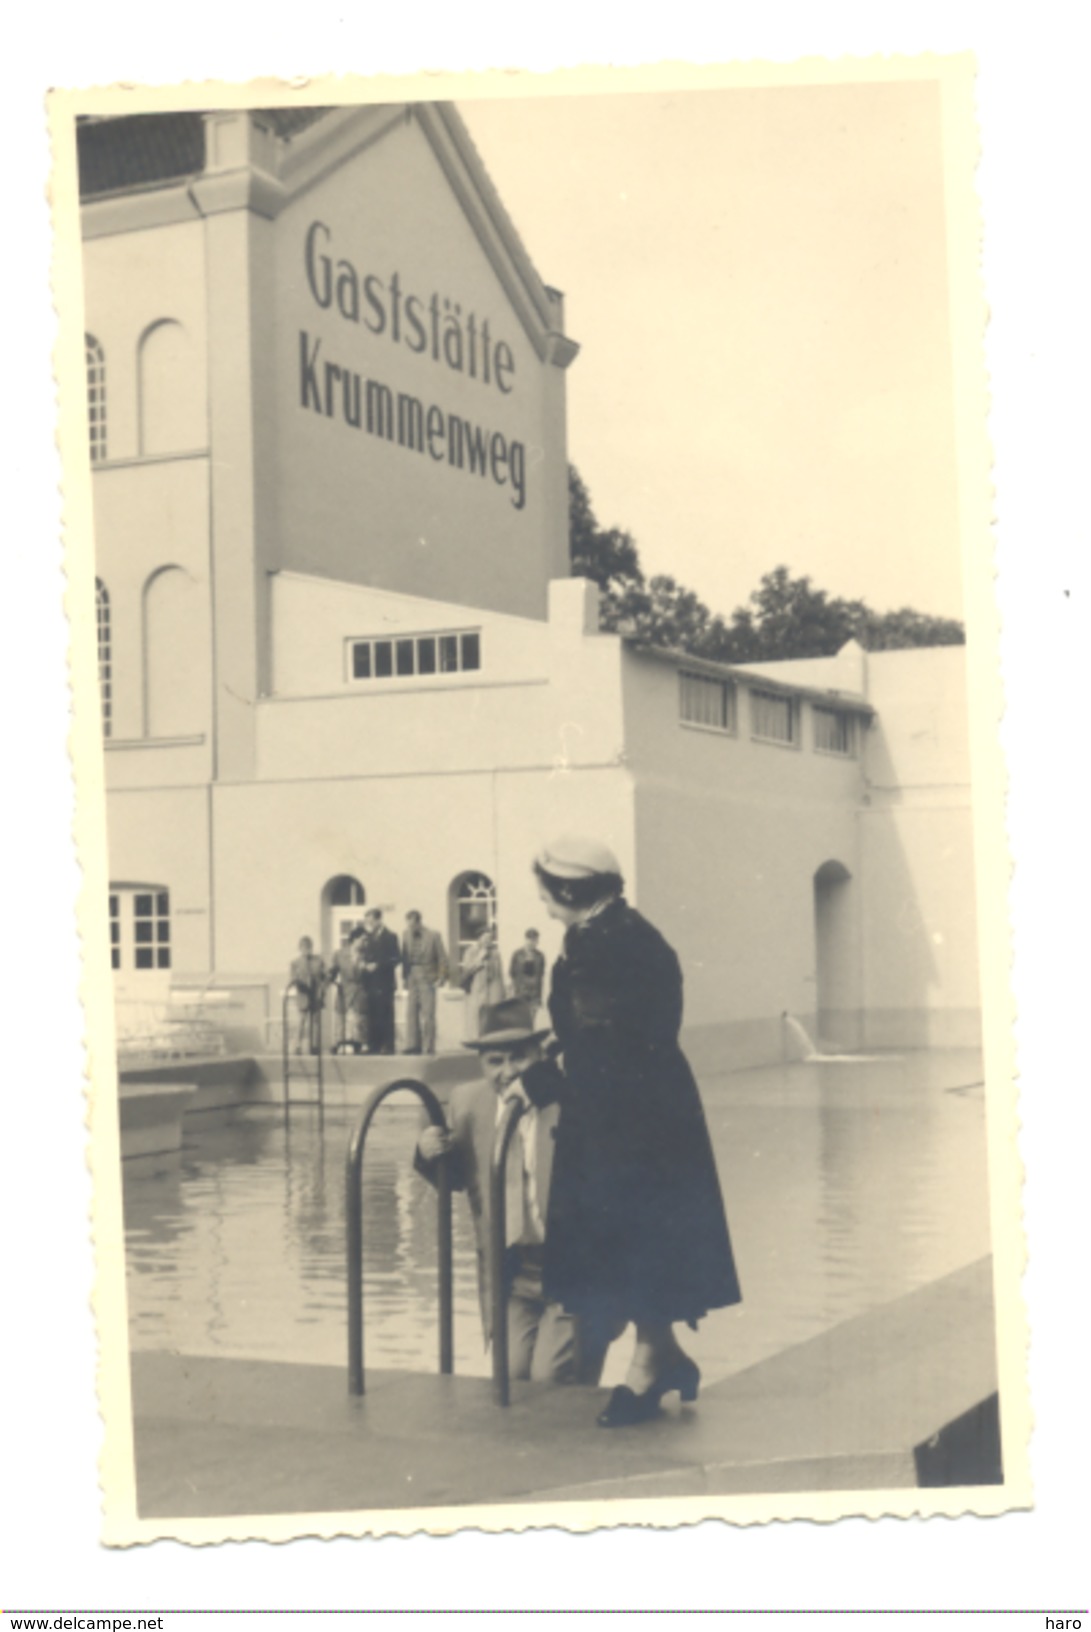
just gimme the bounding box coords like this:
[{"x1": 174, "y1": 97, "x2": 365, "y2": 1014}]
[
  {"x1": 401, "y1": 909, "x2": 449, "y2": 1054},
  {"x1": 414, "y1": 998, "x2": 614, "y2": 1384}
]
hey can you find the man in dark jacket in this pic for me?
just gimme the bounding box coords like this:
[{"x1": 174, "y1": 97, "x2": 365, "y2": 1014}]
[{"x1": 358, "y1": 908, "x2": 400, "y2": 1055}]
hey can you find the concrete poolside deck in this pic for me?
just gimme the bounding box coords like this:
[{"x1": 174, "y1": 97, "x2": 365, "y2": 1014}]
[{"x1": 130, "y1": 1257, "x2": 1000, "y2": 1519}]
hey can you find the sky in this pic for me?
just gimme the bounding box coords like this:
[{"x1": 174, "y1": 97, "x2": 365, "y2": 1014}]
[{"x1": 461, "y1": 79, "x2": 965, "y2": 621}]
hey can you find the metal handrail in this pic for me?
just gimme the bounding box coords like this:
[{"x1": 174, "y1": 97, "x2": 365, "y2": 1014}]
[
  {"x1": 330, "y1": 980, "x2": 347, "y2": 1052},
  {"x1": 281, "y1": 982, "x2": 325, "y2": 1126},
  {"x1": 489, "y1": 1095, "x2": 527, "y2": 1407},
  {"x1": 346, "y1": 1077, "x2": 453, "y2": 1396}
]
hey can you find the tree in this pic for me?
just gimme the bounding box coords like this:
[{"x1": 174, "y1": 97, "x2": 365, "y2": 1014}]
[
  {"x1": 723, "y1": 567, "x2": 965, "y2": 659},
  {"x1": 568, "y1": 466, "x2": 644, "y2": 625},
  {"x1": 567, "y1": 466, "x2": 964, "y2": 659}
]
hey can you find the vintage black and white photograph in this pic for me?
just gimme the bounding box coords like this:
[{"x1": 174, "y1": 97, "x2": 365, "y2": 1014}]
[{"x1": 51, "y1": 57, "x2": 1025, "y2": 1541}]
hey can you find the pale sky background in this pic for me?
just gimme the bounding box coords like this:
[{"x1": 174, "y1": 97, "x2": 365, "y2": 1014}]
[{"x1": 461, "y1": 81, "x2": 964, "y2": 620}]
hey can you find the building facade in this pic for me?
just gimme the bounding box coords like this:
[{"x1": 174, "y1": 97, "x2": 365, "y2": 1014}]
[{"x1": 79, "y1": 104, "x2": 980, "y2": 1064}]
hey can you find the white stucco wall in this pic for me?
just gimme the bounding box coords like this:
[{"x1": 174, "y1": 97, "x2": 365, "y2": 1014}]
[
  {"x1": 269, "y1": 572, "x2": 550, "y2": 697},
  {"x1": 620, "y1": 649, "x2": 865, "y2": 1054},
  {"x1": 858, "y1": 646, "x2": 980, "y2": 1046}
]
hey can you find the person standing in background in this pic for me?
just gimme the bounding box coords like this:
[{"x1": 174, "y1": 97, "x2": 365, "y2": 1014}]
[
  {"x1": 359, "y1": 907, "x2": 400, "y2": 1055},
  {"x1": 328, "y1": 926, "x2": 366, "y2": 1052},
  {"x1": 461, "y1": 922, "x2": 506, "y2": 1040},
  {"x1": 288, "y1": 935, "x2": 326, "y2": 1056},
  {"x1": 509, "y1": 927, "x2": 546, "y2": 1010},
  {"x1": 401, "y1": 910, "x2": 449, "y2": 1055}
]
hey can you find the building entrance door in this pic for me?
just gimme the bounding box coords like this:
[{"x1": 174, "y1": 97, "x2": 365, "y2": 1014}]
[
  {"x1": 813, "y1": 860, "x2": 860, "y2": 1051},
  {"x1": 322, "y1": 875, "x2": 367, "y2": 957}
]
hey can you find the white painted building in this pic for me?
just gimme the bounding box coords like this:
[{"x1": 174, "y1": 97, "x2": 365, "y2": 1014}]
[{"x1": 79, "y1": 103, "x2": 980, "y2": 1065}]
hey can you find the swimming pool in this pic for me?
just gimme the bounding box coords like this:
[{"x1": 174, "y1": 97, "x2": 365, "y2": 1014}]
[{"x1": 122, "y1": 1049, "x2": 990, "y2": 1389}]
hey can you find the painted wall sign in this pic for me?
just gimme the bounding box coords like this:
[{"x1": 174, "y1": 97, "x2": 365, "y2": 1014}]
[{"x1": 298, "y1": 221, "x2": 527, "y2": 511}]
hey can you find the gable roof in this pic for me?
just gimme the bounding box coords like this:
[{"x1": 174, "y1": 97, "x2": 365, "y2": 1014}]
[{"x1": 78, "y1": 103, "x2": 577, "y2": 366}]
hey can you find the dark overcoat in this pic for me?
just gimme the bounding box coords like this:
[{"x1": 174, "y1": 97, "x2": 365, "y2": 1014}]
[
  {"x1": 522, "y1": 898, "x2": 741, "y2": 1329},
  {"x1": 359, "y1": 925, "x2": 400, "y2": 997}
]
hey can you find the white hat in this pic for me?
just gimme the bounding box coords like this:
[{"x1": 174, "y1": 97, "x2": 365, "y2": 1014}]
[{"x1": 536, "y1": 834, "x2": 622, "y2": 880}]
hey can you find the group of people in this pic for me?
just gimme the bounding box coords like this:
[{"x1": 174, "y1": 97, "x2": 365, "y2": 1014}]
[
  {"x1": 287, "y1": 908, "x2": 400, "y2": 1056},
  {"x1": 291, "y1": 835, "x2": 742, "y2": 1429},
  {"x1": 415, "y1": 834, "x2": 742, "y2": 1430},
  {"x1": 287, "y1": 912, "x2": 548, "y2": 1057}
]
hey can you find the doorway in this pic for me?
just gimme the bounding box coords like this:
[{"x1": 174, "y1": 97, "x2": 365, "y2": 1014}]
[
  {"x1": 813, "y1": 860, "x2": 860, "y2": 1050},
  {"x1": 321, "y1": 875, "x2": 366, "y2": 958}
]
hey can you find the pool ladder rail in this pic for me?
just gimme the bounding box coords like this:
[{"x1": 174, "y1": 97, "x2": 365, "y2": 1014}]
[
  {"x1": 345, "y1": 1079, "x2": 527, "y2": 1407},
  {"x1": 281, "y1": 983, "x2": 325, "y2": 1123}
]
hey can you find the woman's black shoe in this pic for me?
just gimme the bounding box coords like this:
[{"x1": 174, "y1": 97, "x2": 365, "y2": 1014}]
[
  {"x1": 596, "y1": 1386, "x2": 662, "y2": 1428},
  {"x1": 646, "y1": 1356, "x2": 701, "y2": 1405}
]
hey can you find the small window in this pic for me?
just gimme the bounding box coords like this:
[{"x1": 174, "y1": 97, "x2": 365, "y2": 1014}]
[
  {"x1": 347, "y1": 628, "x2": 482, "y2": 684},
  {"x1": 460, "y1": 632, "x2": 481, "y2": 671},
  {"x1": 86, "y1": 334, "x2": 107, "y2": 464},
  {"x1": 751, "y1": 689, "x2": 798, "y2": 747},
  {"x1": 111, "y1": 885, "x2": 171, "y2": 972},
  {"x1": 679, "y1": 671, "x2": 735, "y2": 733},
  {"x1": 96, "y1": 578, "x2": 112, "y2": 738},
  {"x1": 133, "y1": 889, "x2": 171, "y2": 970},
  {"x1": 813, "y1": 706, "x2": 857, "y2": 757}
]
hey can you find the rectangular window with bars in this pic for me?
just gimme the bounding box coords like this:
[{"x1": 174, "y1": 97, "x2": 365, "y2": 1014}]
[
  {"x1": 133, "y1": 889, "x2": 171, "y2": 971},
  {"x1": 348, "y1": 629, "x2": 482, "y2": 683},
  {"x1": 750, "y1": 689, "x2": 798, "y2": 746},
  {"x1": 813, "y1": 706, "x2": 857, "y2": 756},
  {"x1": 679, "y1": 671, "x2": 736, "y2": 733}
]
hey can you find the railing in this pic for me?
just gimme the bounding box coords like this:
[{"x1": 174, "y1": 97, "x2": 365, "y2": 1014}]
[
  {"x1": 489, "y1": 1095, "x2": 527, "y2": 1406},
  {"x1": 330, "y1": 982, "x2": 348, "y2": 1052},
  {"x1": 281, "y1": 984, "x2": 325, "y2": 1126},
  {"x1": 346, "y1": 1078, "x2": 453, "y2": 1396}
]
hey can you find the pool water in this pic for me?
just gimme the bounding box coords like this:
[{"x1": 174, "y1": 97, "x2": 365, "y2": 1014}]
[{"x1": 122, "y1": 1050, "x2": 991, "y2": 1389}]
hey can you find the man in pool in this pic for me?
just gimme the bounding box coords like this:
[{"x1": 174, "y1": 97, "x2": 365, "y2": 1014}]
[{"x1": 414, "y1": 998, "x2": 614, "y2": 1385}]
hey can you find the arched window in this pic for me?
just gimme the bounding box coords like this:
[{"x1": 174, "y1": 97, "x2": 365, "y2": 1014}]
[
  {"x1": 142, "y1": 565, "x2": 202, "y2": 738},
  {"x1": 85, "y1": 334, "x2": 107, "y2": 463},
  {"x1": 320, "y1": 874, "x2": 366, "y2": 956},
  {"x1": 449, "y1": 871, "x2": 497, "y2": 973},
  {"x1": 138, "y1": 319, "x2": 206, "y2": 455},
  {"x1": 95, "y1": 578, "x2": 112, "y2": 738}
]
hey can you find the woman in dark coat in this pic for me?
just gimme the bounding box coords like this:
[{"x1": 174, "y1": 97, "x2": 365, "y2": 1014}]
[{"x1": 515, "y1": 834, "x2": 741, "y2": 1427}]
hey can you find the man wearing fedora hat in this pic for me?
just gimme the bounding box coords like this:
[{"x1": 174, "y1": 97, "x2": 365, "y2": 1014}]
[{"x1": 414, "y1": 997, "x2": 614, "y2": 1385}]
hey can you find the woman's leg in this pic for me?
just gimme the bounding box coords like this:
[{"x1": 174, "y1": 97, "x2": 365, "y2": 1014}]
[{"x1": 624, "y1": 1323, "x2": 689, "y2": 1392}]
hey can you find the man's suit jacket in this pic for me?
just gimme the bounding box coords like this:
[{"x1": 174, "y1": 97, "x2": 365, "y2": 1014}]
[
  {"x1": 415, "y1": 1077, "x2": 558, "y2": 1341},
  {"x1": 401, "y1": 926, "x2": 449, "y2": 984},
  {"x1": 359, "y1": 925, "x2": 400, "y2": 995}
]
